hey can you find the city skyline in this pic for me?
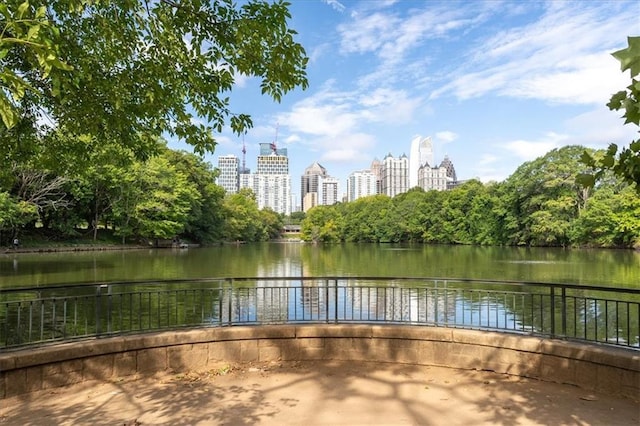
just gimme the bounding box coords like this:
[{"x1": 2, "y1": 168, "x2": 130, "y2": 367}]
[
  {"x1": 218, "y1": 137, "x2": 458, "y2": 211},
  {"x1": 171, "y1": 1, "x2": 639, "y2": 201}
]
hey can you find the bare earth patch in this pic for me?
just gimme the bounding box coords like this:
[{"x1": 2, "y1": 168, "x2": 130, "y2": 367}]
[{"x1": 1, "y1": 361, "x2": 638, "y2": 425}]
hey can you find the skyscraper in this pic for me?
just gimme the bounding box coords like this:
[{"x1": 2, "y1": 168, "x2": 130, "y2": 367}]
[
  {"x1": 319, "y1": 176, "x2": 339, "y2": 206},
  {"x1": 409, "y1": 136, "x2": 434, "y2": 188},
  {"x1": 216, "y1": 155, "x2": 240, "y2": 194},
  {"x1": 381, "y1": 153, "x2": 409, "y2": 197},
  {"x1": 347, "y1": 170, "x2": 378, "y2": 202},
  {"x1": 301, "y1": 162, "x2": 327, "y2": 212},
  {"x1": 233, "y1": 144, "x2": 292, "y2": 215}
]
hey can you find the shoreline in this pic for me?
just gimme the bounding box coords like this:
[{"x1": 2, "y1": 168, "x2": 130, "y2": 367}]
[{"x1": 1, "y1": 244, "x2": 151, "y2": 255}]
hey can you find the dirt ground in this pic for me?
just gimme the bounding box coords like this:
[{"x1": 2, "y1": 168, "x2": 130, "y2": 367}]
[{"x1": 1, "y1": 360, "x2": 638, "y2": 426}]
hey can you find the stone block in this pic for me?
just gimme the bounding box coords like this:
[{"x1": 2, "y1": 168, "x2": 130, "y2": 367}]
[
  {"x1": 83, "y1": 354, "x2": 115, "y2": 380},
  {"x1": 4, "y1": 369, "x2": 27, "y2": 397},
  {"x1": 168, "y1": 344, "x2": 208, "y2": 371},
  {"x1": 212, "y1": 340, "x2": 241, "y2": 361},
  {"x1": 573, "y1": 360, "x2": 597, "y2": 391},
  {"x1": 42, "y1": 370, "x2": 83, "y2": 390},
  {"x1": 394, "y1": 348, "x2": 420, "y2": 364},
  {"x1": 43, "y1": 359, "x2": 82, "y2": 376},
  {"x1": 298, "y1": 337, "x2": 324, "y2": 349},
  {"x1": 240, "y1": 340, "x2": 259, "y2": 362},
  {"x1": 0, "y1": 355, "x2": 16, "y2": 371},
  {"x1": 258, "y1": 345, "x2": 282, "y2": 361},
  {"x1": 113, "y1": 352, "x2": 136, "y2": 377},
  {"x1": 137, "y1": 348, "x2": 167, "y2": 374},
  {"x1": 297, "y1": 346, "x2": 324, "y2": 360},
  {"x1": 596, "y1": 364, "x2": 625, "y2": 393},
  {"x1": 540, "y1": 355, "x2": 575, "y2": 385},
  {"x1": 324, "y1": 338, "x2": 353, "y2": 359}
]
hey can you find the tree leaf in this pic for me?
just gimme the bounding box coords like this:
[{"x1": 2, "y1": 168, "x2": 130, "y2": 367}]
[{"x1": 612, "y1": 36, "x2": 640, "y2": 78}]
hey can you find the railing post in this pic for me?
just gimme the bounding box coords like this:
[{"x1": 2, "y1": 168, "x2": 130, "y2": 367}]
[
  {"x1": 561, "y1": 287, "x2": 567, "y2": 337},
  {"x1": 107, "y1": 285, "x2": 112, "y2": 334},
  {"x1": 334, "y1": 279, "x2": 339, "y2": 324},
  {"x1": 228, "y1": 279, "x2": 233, "y2": 326},
  {"x1": 95, "y1": 285, "x2": 103, "y2": 336},
  {"x1": 550, "y1": 286, "x2": 556, "y2": 337},
  {"x1": 325, "y1": 280, "x2": 329, "y2": 324}
]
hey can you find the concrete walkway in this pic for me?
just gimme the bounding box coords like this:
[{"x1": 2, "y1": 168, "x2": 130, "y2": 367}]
[{"x1": 1, "y1": 360, "x2": 638, "y2": 425}]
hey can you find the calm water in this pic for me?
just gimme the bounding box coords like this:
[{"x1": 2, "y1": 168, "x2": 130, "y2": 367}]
[{"x1": 1, "y1": 243, "x2": 639, "y2": 289}]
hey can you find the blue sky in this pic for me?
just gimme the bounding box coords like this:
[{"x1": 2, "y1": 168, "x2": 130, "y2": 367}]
[{"x1": 174, "y1": 0, "x2": 639, "y2": 204}]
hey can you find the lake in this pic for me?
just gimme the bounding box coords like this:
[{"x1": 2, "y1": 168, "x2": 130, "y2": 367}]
[{"x1": 1, "y1": 243, "x2": 639, "y2": 289}]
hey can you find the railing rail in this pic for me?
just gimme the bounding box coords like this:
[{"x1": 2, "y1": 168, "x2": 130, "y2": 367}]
[{"x1": 1, "y1": 277, "x2": 638, "y2": 350}]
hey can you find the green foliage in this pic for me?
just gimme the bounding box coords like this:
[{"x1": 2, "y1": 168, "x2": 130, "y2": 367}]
[
  {"x1": 1, "y1": 0, "x2": 308, "y2": 158},
  {"x1": 579, "y1": 36, "x2": 640, "y2": 192},
  {"x1": 301, "y1": 205, "x2": 344, "y2": 243},
  {"x1": 299, "y1": 146, "x2": 638, "y2": 248},
  {"x1": 222, "y1": 188, "x2": 265, "y2": 242},
  {"x1": 0, "y1": 191, "x2": 37, "y2": 233},
  {"x1": 165, "y1": 149, "x2": 225, "y2": 243}
]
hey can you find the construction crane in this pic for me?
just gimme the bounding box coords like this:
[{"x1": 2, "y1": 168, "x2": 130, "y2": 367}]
[{"x1": 270, "y1": 123, "x2": 279, "y2": 154}]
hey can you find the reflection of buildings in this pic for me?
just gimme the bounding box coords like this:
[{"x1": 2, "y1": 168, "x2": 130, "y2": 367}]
[{"x1": 222, "y1": 276, "x2": 460, "y2": 326}]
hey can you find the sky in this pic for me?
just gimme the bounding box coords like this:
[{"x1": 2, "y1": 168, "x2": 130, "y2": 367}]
[{"x1": 171, "y1": 0, "x2": 639, "y2": 206}]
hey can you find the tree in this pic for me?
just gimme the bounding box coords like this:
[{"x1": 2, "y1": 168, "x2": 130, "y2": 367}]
[
  {"x1": 1, "y1": 0, "x2": 308, "y2": 157},
  {"x1": 221, "y1": 188, "x2": 262, "y2": 242},
  {"x1": 580, "y1": 36, "x2": 640, "y2": 192},
  {"x1": 128, "y1": 156, "x2": 200, "y2": 241},
  {"x1": 165, "y1": 149, "x2": 225, "y2": 243},
  {"x1": 501, "y1": 146, "x2": 591, "y2": 246},
  {"x1": 301, "y1": 205, "x2": 343, "y2": 243},
  {"x1": 0, "y1": 191, "x2": 37, "y2": 244}
]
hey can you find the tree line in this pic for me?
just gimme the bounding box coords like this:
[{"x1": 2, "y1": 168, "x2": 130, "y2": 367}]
[
  {"x1": 1, "y1": 143, "x2": 638, "y2": 248},
  {"x1": 301, "y1": 146, "x2": 640, "y2": 249},
  {"x1": 0, "y1": 138, "x2": 282, "y2": 246}
]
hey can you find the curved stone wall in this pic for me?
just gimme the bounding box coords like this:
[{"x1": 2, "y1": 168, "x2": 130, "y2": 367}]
[{"x1": 1, "y1": 325, "x2": 638, "y2": 400}]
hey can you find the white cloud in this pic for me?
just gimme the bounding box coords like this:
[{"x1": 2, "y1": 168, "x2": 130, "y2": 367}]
[
  {"x1": 320, "y1": 133, "x2": 377, "y2": 162},
  {"x1": 478, "y1": 154, "x2": 499, "y2": 166},
  {"x1": 276, "y1": 85, "x2": 421, "y2": 141},
  {"x1": 563, "y1": 106, "x2": 639, "y2": 149},
  {"x1": 503, "y1": 132, "x2": 569, "y2": 160},
  {"x1": 322, "y1": 0, "x2": 345, "y2": 13},
  {"x1": 434, "y1": 2, "x2": 638, "y2": 105},
  {"x1": 435, "y1": 131, "x2": 458, "y2": 143}
]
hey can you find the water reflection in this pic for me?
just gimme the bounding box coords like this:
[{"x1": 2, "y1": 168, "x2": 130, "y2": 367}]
[{"x1": 1, "y1": 243, "x2": 639, "y2": 289}]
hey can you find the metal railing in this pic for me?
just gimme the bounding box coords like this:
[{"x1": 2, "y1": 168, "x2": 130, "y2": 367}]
[{"x1": 1, "y1": 277, "x2": 638, "y2": 350}]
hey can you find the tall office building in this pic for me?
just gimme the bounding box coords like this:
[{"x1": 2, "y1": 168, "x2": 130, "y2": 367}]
[
  {"x1": 370, "y1": 158, "x2": 382, "y2": 195},
  {"x1": 409, "y1": 136, "x2": 434, "y2": 188},
  {"x1": 347, "y1": 170, "x2": 378, "y2": 202},
  {"x1": 257, "y1": 152, "x2": 289, "y2": 175},
  {"x1": 301, "y1": 162, "x2": 327, "y2": 212},
  {"x1": 241, "y1": 173, "x2": 292, "y2": 215},
  {"x1": 235, "y1": 144, "x2": 292, "y2": 215},
  {"x1": 216, "y1": 155, "x2": 240, "y2": 194},
  {"x1": 381, "y1": 153, "x2": 409, "y2": 197},
  {"x1": 319, "y1": 176, "x2": 339, "y2": 206}
]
